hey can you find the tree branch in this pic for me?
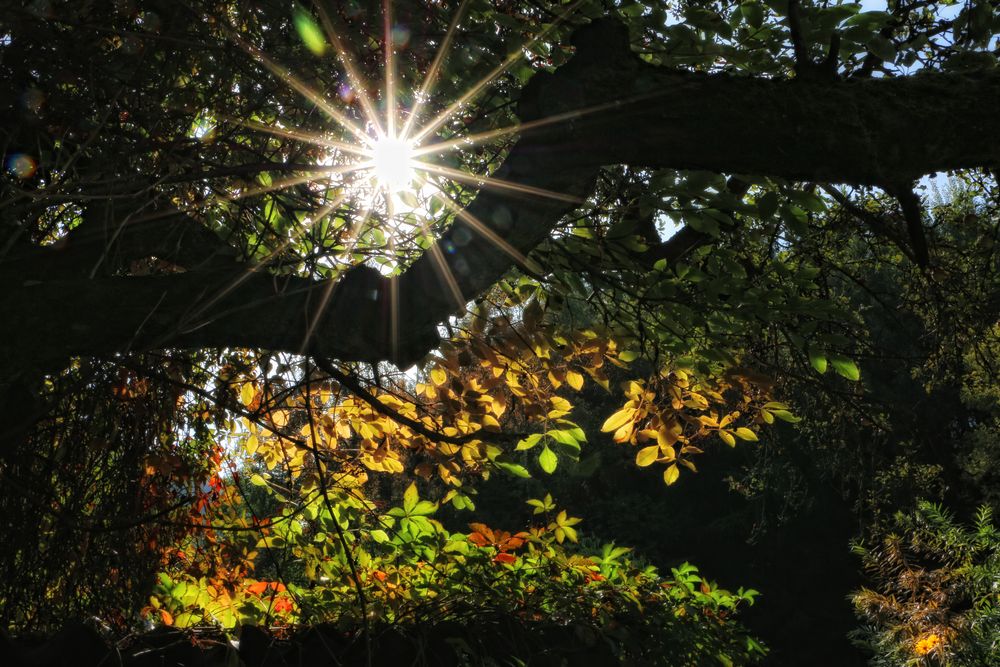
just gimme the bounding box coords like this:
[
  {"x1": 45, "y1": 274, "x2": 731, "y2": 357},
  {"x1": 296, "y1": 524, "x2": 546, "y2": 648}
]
[{"x1": 4, "y1": 18, "x2": 999, "y2": 372}]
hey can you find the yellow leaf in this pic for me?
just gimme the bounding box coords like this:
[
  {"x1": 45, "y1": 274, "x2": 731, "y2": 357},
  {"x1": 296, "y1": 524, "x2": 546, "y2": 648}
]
[
  {"x1": 601, "y1": 407, "x2": 635, "y2": 433},
  {"x1": 719, "y1": 430, "x2": 736, "y2": 447},
  {"x1": 734, "y1": 427, "x2": 758, "y2": 441},
  {"x1": 271, "y1": 410, "x2": 288, "y2": 428},
  {"x1": 430, "y1": 367, "x2": 447, "y2": 387},
  {"x1": 664, "y1": 464, "x2": 680, "y2": 486},
  {"x1": 613, "y1": 422, "x2": 634, "y2": 444},
  {"x1": 635, "y1": 445, "x2": 660, "y2": 467},
  {"x1": 240, "y1": 383, "x2": 256, "y2": 408},
  {"x1": 566, "y1": 371, "x2": 584, "y2": 391},
  {"x1": 656, "y1": 427, "x2": 678, "y2": 448},
  {"x1": 246, "y1": 434, "x2": 259, "y2": 455},
  {"x1": 550, "y1": 396, "x2": 572, "y2": 413}
]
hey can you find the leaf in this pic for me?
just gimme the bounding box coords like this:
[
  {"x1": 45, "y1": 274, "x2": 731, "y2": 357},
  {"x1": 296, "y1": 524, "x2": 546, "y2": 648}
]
[
  {"x1": 566, "y1": 370, "x2": 584, "y2": 391},
  {"x1": 636, "y1": 445, "x2": 660, "y2": 467},
  {"x1": 664, "y1": 464, "x2": 680, "y2": 486},
  {"x1": 719, "y1": 430, "x2": 736, "y2": 447},
  {"x1": 430, "y1": 367, "x2": 448, "y2": 386},
  {"x1": 734, "y1": 427, "x2": 758, "y2": 442},
  {"x1": 538, "y1": 446, "x2": 558, "y2": 474},
  {"x1": 496, "y1": 461, "x2": 531, "y2": 478},
  {"x1": 845, "y1": 10, "x2": 892, "y2": 28},
  {"x1": 756, "y1": 191, "x2": 779, "y2": 219},
  {"x1": 403, "y1": 482, "x2": 419, "y2": 513},
  {"x1": 294, "y1": 9, "x2": 327, "y2": 56},
  {"x1": 601, "y1": 407, "x2": 635, "y2": 433},
  {"x1": 515, "y1": 433, "x2": 544, "y2": 451},
  {"x1": 830, "y1": 355, "x2": 861, "y2": 381},
  {"x1": 240, "y1": 383, "x2": 256, "y2": 407},
  {"x1": 249, "y1": 473, "x2": 268, "y2": 487},
  {"x1": 809, "y1": 348, "x2": 828, "y2": 374},
  {"x1": 771, "y1": 409, "x2": 802, "y2": 423},
  {"x1": 247, "y1": 581, "x2": 268, "y2": 595},
  {"x1": 866, "y1": 35, "x2": 897, "y2": 63}
]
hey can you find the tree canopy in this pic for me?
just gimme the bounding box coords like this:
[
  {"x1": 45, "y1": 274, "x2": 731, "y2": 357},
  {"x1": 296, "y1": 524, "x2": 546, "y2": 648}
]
[{"x1": 2, "y1": 0, "x2": 1000, "y2": 664}]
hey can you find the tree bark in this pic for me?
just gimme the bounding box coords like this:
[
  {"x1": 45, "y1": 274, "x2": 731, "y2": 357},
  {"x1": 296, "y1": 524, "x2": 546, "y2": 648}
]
[{"x1": 3, "y1": 19, "x2": 999, "y2": 370}]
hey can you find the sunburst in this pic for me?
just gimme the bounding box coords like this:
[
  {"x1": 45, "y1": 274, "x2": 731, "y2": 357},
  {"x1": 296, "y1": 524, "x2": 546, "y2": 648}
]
[{"x1": 180, "y1": 1, "x2": 609, "y2": 356}]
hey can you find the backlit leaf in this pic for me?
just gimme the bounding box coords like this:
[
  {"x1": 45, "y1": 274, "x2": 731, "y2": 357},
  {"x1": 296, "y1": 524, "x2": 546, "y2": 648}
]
[
  {"x1": 664, "y1": 464, "x2": 680, "y2": 485},
  {"x1": 538, "y1": 446, "x2": 558, "y2": 474},
  {"x1": 601, "y1": 407, "x2": 635, "y2": 433},
  {"x1": 636, "y1": 445, "x2": 660, "y2": 467}
]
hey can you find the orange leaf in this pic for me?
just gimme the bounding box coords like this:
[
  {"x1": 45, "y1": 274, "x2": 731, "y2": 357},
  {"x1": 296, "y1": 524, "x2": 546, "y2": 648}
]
[
  {"x1": 247, "y1": 581, "x2": 268, "y2": 595},
  {"x1": 159, "y1": 609, "x2": 174, "y2": 626},
  {"x1": 493, "y1": 552, "x2": 517, "y2": 564}
]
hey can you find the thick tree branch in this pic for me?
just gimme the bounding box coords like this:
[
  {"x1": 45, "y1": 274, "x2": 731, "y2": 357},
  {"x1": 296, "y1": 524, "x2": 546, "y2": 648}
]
[{"x1": 4, "y1": 18, "x2": 999, "y2": 372}]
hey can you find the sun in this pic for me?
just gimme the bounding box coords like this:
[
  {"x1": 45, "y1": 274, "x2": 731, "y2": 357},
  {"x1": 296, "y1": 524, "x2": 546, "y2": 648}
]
[{"x1": 368, "y1": 135, "x2": 415, "y2": 194}]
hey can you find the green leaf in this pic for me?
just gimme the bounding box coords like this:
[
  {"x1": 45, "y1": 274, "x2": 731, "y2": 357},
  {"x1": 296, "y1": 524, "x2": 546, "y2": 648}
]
[
  {"x1": 412, "y1": 500, "x2": 437, "y2": 516},
  {"x1": 515, "y1": 433, "x2": 544, "y2": 451},
  {"x1": 496, "y1": 461, "x2": 531, "y2": 478},
  {"x1": 866, "y1": 35, "x2": 897, "y2": 63},
  {"x1": 771, "y1": 409, "x2": 802, "y2": 423},
  {"x1": 830, "y1": 355, "x2": 861, "y2": 381},
  {"x1": 249, "y1": 473, "x2": 268, "y2": 487},
  {"x1": 809, "y1": 348, "x2": 828, "y2": 374},
  {"x1": 294, "y1": 9, "x2": 327, "y2": 56},
  {"x1": 845, "y1": 10, "x2": 892, "y2": 28},
  {"x1": 538, "y1": 446, "x2": 558, "y2": 474}
]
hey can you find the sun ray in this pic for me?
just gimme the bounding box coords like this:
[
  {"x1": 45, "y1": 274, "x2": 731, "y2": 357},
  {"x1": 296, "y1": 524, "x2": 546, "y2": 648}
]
[
  {"x1": 409, "y1": 0, "x2": 584, "y2": 146},
  {"x1": 300, "y1": 192, "x2": 380, "y2": 352},
  {"x1": 416, "y1": 162, "x2": 582, "y2": 204},
  {"x1": 200, "y1": 165, "x2": 363, "y2": 211},
  {"x1": 419, "y1": 174, "x2": 542, "y2": 275},
  {"x1": 223, "y1": 26, "x2": 374, "y2": 147},
  {"x1": 422, "y1": 226, "x2": 468, "y2": 310},
  {"x1": 411, "y1": 97, "x2": 641, "y2": 159},
  {"x1": 385, "y1": 196, "x2": 401, "y2": 360},
  {"x1": 384, "y1": 0, "x2": 397, "y2": 138},
  {"x1": 193, "y1": 190, "x2": 348, "y2": 306},
  {"x1": 212, "y1": 112, "x2": 370, "y2": 157},
  {"x1": 130, "y1": 166, "x2": 363, "y2": 227},
  {"x1": 311, "y1": 1, "x2": 385, "y2": 138},
  {"x1": 400, "y1": 0, "x2": 470, "y2": 139}
]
